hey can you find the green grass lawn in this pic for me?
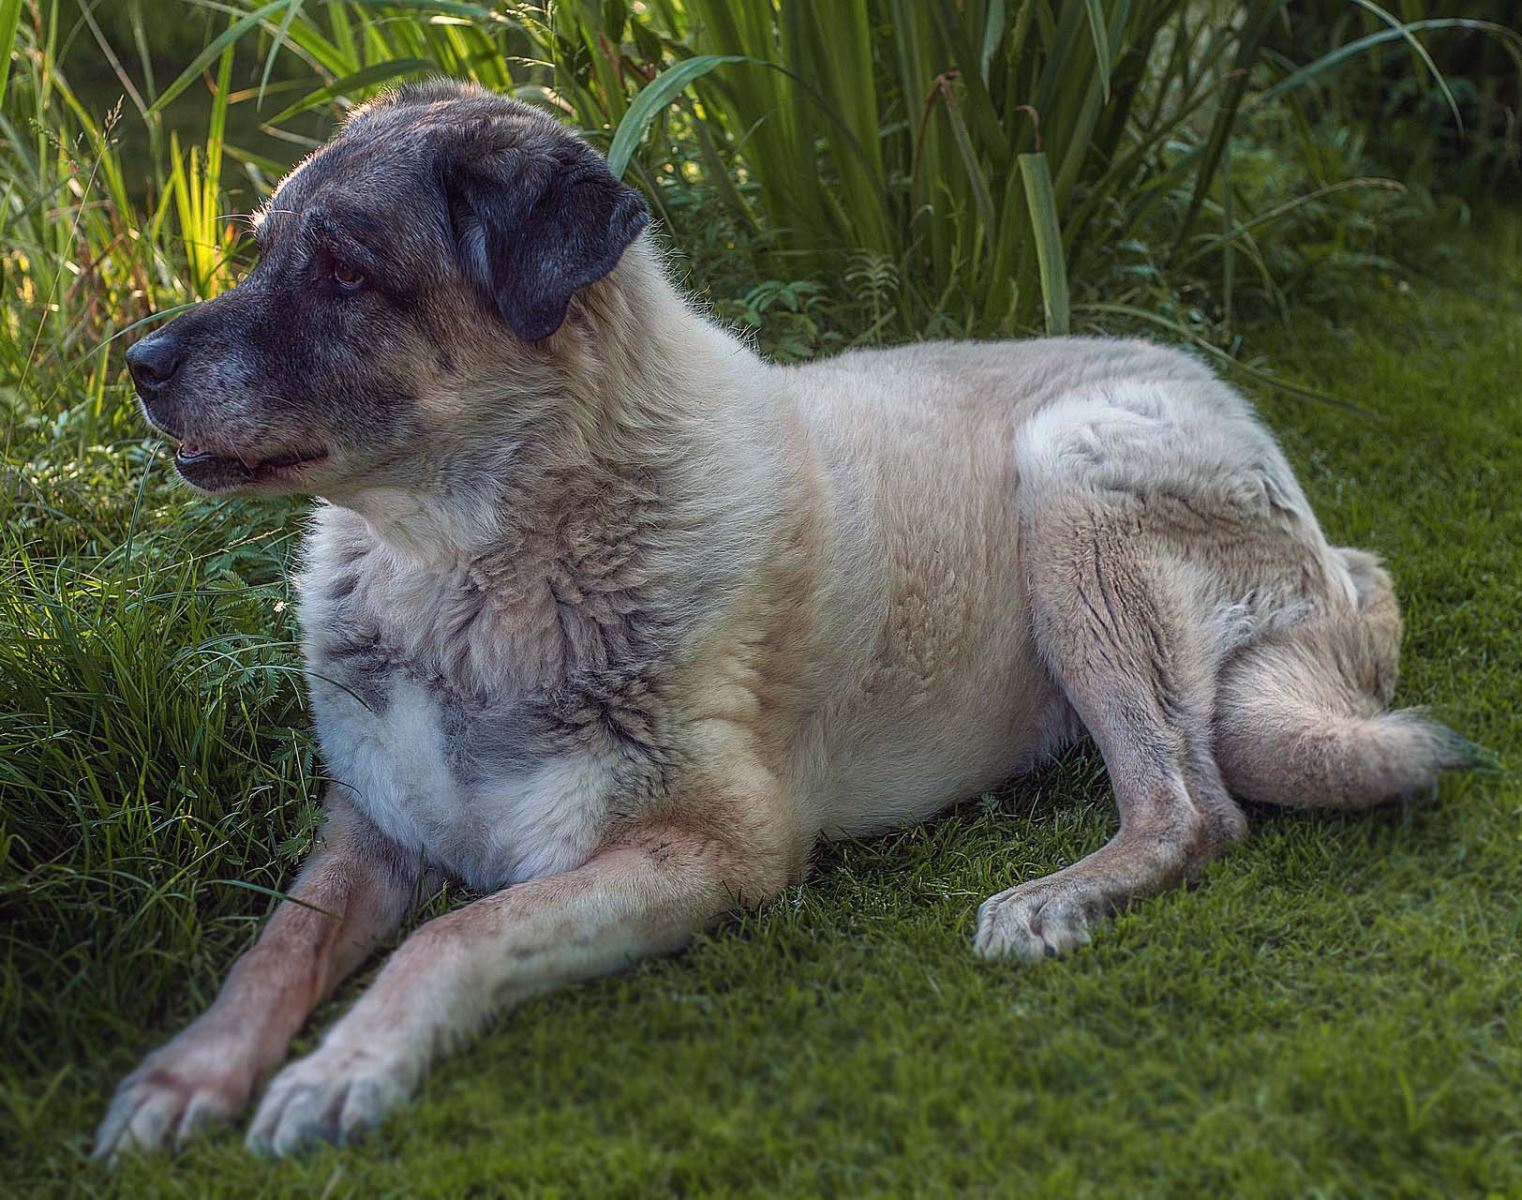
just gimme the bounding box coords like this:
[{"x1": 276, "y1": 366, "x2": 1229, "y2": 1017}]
[{"x1": 5, "y1": 212, "x2": 1521, "y2": 1198}]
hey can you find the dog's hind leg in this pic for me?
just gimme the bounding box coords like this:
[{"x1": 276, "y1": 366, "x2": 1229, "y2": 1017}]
[{"x1": 976, "y1": 438, "x2": 1248, "y2": 961}]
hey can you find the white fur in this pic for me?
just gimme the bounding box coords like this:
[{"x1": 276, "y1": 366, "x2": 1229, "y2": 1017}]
[{"x1": 314, "y1": 677, "x2": 614, "y2": 892}]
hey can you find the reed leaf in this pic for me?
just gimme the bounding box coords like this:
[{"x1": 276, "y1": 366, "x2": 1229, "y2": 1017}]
[
  {"x1": 607, "y1": 55, "x2": 753, "y2": 180},
  {"x1": 1019, "y1": 152, "x2": 1069, "y2": 335},
  {"x1": 265, "y1": 58, "x2": 437, "y2": 125},
  {"x1": 0, "y1": 0, "x2": 22, "y2": 115}
]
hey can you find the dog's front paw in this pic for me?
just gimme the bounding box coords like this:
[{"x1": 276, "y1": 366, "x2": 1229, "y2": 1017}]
[
  {"x1": 974, "y1": 881, "x2": 1098, "y2": 962},
  {"x1": 94, "y1": 1023, "x2": 259, "y2": 1159},
  {"x1": 246, "y1": 1042, "x2": 415, "y2": 1157}
]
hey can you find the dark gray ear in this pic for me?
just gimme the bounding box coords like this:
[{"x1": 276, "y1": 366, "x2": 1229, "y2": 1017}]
[{"x1": 447, "y1": 143, "x2": 649, "y2": 342}]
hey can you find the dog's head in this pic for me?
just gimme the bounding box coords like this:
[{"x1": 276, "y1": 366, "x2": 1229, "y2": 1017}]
[{"x1": 125, "y1": 80, "x2": 648, "y2": 495}]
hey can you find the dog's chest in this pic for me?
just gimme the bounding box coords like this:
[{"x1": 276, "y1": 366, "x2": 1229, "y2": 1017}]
[{"x1": 296, "y1": 519, "x2": 650, "y2": 892}]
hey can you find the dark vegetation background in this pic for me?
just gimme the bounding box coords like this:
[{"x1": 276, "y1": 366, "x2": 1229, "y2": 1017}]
[{"x1": 1, "y1": 1, "x2": 1519, "y2": 1194}]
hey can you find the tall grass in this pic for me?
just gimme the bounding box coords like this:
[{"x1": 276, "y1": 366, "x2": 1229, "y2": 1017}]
[
  {"x1": 0, "y1": 0, "x2": 298, "y2": 1068},
  {"x1": 1268, "y1": 0, "x2": 1522, "y2": 196},
  {"x1": 74, "y1": 0, "x2": 1521, "y2": 343}
]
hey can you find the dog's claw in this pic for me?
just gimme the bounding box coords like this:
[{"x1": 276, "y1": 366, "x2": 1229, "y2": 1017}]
[
  {"x1": 246, "y1": 1045, "x2": 412, "y2": 1157},
  {"x1": 93, "y1": 1018, "x2": 259, "y2": 1160},
  {"x1": 93, "y1": 1067, "x2": 243, "y2": 1160}
]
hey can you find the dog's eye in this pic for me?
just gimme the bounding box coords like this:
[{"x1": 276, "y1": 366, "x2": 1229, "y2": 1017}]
[{"x1": 332, "y1": 262, "x2": 365, "y2": 293}]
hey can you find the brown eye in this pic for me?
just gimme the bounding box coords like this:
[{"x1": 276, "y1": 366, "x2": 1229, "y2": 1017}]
[{"x1": 333, "y1": 261, "x2": 364, "y2": 291}]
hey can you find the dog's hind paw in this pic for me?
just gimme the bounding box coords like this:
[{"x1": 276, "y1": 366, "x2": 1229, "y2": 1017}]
[
  {"x1": 973, "y1": 881, "x2": 1097, "y2": 962},
  {"x1": 245, "y1": 1043, "x2": 414, "y2": 1157}
]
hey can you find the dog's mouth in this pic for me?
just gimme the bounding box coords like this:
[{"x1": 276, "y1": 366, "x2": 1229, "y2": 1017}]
[{"x1": 173, "y1": 442, "x2": 330, "y2": 491}]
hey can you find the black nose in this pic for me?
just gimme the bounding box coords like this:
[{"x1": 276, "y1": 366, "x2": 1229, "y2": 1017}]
[{"x1": 126, "y1": 333, "x2": 185, "y2": 394}]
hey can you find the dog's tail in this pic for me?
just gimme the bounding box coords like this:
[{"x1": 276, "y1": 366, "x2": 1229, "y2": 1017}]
[{"x1": 1213, "y1": 549, "x2": 1480, "y2": 810}]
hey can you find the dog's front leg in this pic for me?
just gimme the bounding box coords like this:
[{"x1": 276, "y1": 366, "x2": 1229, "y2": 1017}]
[
  {"x1": 94, "y1": 797, "x2": 426, "y2": 1158},
  {"x1": 245, "y1": 819, "x2": 790, "y2": 1156}
]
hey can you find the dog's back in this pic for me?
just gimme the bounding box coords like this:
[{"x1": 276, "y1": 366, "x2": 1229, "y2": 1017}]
[{"x1": 782, "y1": 335, "x2": 1469, "y2": 834}]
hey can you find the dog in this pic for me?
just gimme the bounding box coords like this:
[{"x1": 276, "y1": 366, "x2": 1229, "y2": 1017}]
[{"x1": 94, "y1": 80, "x2": 1471, "y2": 1158}]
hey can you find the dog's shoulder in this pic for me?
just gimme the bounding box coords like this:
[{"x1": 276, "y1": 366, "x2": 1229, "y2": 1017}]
[{"x1": 291, "y1": 479, "x2": 782, "y2": 888}]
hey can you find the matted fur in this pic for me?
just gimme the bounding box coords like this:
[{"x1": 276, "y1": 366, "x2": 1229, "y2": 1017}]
[{"x1": 97, "y1": 81, "x2": 1470, "y2": 1159}]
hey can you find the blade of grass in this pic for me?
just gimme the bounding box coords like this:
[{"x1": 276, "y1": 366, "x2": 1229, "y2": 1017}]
[
  {"x1": 146, "y1": 2, "x2": 292, "y2": 116},
  {"x1": 606, "y1": 54, "x2": 753, "y2": 179},
  {"x1": 1074, "y1": 302, "x2": 1374, "y2": 412},
  {"x1": 0, "y1": 0, "x2": 21, "y2": 114},
  {"x1": 941, "y1": 80, "x2": 998, "y2": 257},
  {"x1": 259, "y1": 0, "x2": 308, "y2": 106},
  {"x1": 979, "y1": 0, "x2": 1006, "y2": 84},
  {"x1": 1082, "y1": 0, "x2": 1112, "y2": 101},
  {"x1": 1177, "y1": 176, "x2": 1405, "y2": 268},
  {"x1": 1348, "y1": 0, "x2": 1462, "y2": 132},
  {"x1": 1253, "y1": 19, "x2": 1522, "y2": 110},
  {"x1": 265, "y1": 58, "x2": 437, "y2": 125},
  {"x1": 1019, "y1": 151, "x2": 1069, "y2": 335},
  {"x1": 1172, "y1": 0, "x2": 1284, "y2": 254}
]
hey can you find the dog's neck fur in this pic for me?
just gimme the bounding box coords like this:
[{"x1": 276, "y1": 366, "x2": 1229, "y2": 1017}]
[{"x1": 321, "y1": 241, "x2": 786, "y2": 591}]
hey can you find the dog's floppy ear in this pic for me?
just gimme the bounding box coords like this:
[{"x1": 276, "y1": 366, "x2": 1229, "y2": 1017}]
[{"x1": 445, "y1": 141, "x2": 649, "y2": 342}]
